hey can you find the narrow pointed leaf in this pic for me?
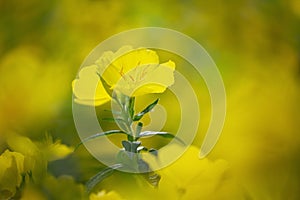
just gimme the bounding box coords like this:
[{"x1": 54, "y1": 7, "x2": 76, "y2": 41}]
[
  {"x1": 137, "y1": 146, "x2": 148, "y2": 152},
  {"x1": 75, "y1": 130, "x2": 127, "y2": 151},
  {"x1": 102, "y1": 117, "x2": 115, "y2": 122},
  {"x1": 97, "y1": 72, "x2": 113, "y2": 97},
  {"x1": 137, "y1": 131, "x2": 185, "y2": 145},
  {"x1": 103, "y1": 109, "x2": 121, "y2": 115},
  {"x1": 148, "y1": 148, "x2": 158, "y2": 157},
  {"x1": 135, "y1": 122, "x2": 143, "y2": 136},
  {"x1": 129, "y1": 97, "x2": 135, "y2": 119},
  {"x1": 138, "y1": 158, "x2": 150, "y2": 172},
  {"x1": 133, "y1": 98, "x2": 159, "y2": 121},
  {"x1": 86, "y1": 164, "x2": 123, "y2": 193},
  {"x1": 102, "y1": 117, "x2": 125, "y2": 122}
]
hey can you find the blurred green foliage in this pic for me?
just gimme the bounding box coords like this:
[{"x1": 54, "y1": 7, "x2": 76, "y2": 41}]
[{"x1": 1, "y1": 0, "x2": 300, "y2": 199}]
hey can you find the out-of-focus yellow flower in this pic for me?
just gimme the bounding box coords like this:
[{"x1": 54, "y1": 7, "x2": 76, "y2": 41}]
[
  {"x1": 72, "y1": 46, "x2": 175, "y2": 106},
  {"x1": 149, "y1": 145, "x2": 230, "y2": 200},
  {"x1": 0, "y1": 46, "x2": 71, "y2": 136},
  {"x1": 21, "y1": 175, "x2": 86, "y2": 200},
  {"x1": 40, "y1": 175, "x2": 85, "y2": 199},
  {"x1": 20, "y1": 185, "x2": 46, "y2": 200},
  {"x1": 5, "y1": 133, "x2": 73, "y2": 182},
  {"x1": 0, "y1": 150, "x2": 25, "y2": 199},
  {"x1": 6, "y1": 133, "x2": 46, "y2": 183},
  {"x1": 35, "y1": 134, "x2": 74, "y2": 162},
  {"x1": 90, "y1": 190, "x2": 124, "y2": 200},
  {"x1": 96, "y1": 145, "x2": 240, "y2": 200}
]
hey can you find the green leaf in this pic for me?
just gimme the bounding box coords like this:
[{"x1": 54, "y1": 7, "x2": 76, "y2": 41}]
[
  {"x1": 75, "y1": 130, "x2": 127, "y2": 151},
  {"x1": 135, "y1": 122, "x2": 143, "y2": 136},
  {"x1": 137, "y1": 131, "x2": 185, "y2": 145},
  {"x1": 148, "y1": 148, "x2": 158, "y2": 157},
  {"x1": 116, "y1": 150, "x2": 133, "y2": 169},
  {"x1": 127, "y1": 134, "x2": 134, "y2": 142},
  {"x1": 97, "y1": 72, "x2": 113, "y2": 96},
  {"x1": 138, "y1": 158, "x2": 150, "y2": 172},
  {"x1": 102, "y1": 117, "x2": 125, "y2": 122},
  {"x1": 133, "y1": 98, "x2": 159, "y2": 121},
  {"x1": 86, "y1": 164, "x2": 123, "y2": 193},
  {"x1": 121, "y1": 140, "x2": 141, "y2": 153},
  {"x1": 129, "y1": 97, "x2": 135, "y2": 119},
  {"x1": 103, "y1": 109, "x2": 121, "y2": 115},
  {"x1": 137, "y1": 146, "x2": 148, "y2": 152}
]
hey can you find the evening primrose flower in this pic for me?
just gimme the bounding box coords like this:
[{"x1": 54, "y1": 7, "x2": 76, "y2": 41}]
[
  {"x1": 22, "y1": 175, "x2": 86, "y2": 200},
  {"x1": 72, "y1": 46, "x2": 175, "y2": 106},
  {"x1": 0, "y1": 150, "x2": 25, "y2": 199},
  {"x1": 5, "y1": 133, "x2": 74, "y2": 183},
  {"x1": 6, "y1": 133, "x2": 46, "y2": 183},
  {"x1": 35, "y1": 134, "x2": 74, "y2": 162},
  {"x1": 150, "y1": 144, "x2": 229, "y2": 200},
  {"x1": 95, "y1": 145, "x2": 231, "y2": 200}
]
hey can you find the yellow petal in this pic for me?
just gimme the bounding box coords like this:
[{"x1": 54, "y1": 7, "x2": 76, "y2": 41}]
[
  {"x1": 0, "y1": 150, "x2": 25, "y2": 199},
  {"x1": 36, "y1": 135, "x2": 74, "y2": 162},
  {"x1": 151, "y1": 144, "x2": 229, "y2": 199},
  {"x1": 43, "y1": 142, "x2": 73, "y2": 162},
  {"x1": 161, "y1": 60, "x2": 176, "y2": 70},
  {"x1": 95, "y1": 46, "x2": 133, "y2": 87},
  {"x1": 6, "y1": 133, "x2": 47, "y2": 182},
  {"x1": 114, "y1": 62, "x2": 175, "y2": 96},
  {"x1": 98, "y1": 47, "x2": 159, "y2": 87},
  {"x1": 6, "y1": 133, "x2": 40, "y2": 158},
  {"x1": 34, "y1": 175, "x2": 85, "y2": 199},
  {"x1": 72, "y1": 65, "x2": 111, "y2": 106}
]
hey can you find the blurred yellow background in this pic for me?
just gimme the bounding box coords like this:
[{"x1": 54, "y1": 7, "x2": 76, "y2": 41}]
[{"x1": 1, "y1": 0, "x2": 300, "y2": 199}]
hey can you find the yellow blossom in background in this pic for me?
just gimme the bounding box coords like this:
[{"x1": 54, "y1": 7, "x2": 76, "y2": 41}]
[
  {"x1": 152, "y1": 145, "x2": 231, "y2": 200},
  {"x1": 96, "y1": 145, "x2": 242, "y2": 200},
  {"x1": 6, "y1": 133, "x2": 47, "y2": 183},
  {"x1": 90, "y1": 190, "x2": 124, "y2": 200},
  {"x1": 72, "y1": 46, "x2": 175, "y2": 106},
  {"x1": 21, "y1": 175, "x2": 86, "y2": 200},
  {"x1": 5, "y1": 133, "x2": 73, "y2": 183},
  {"x1": 1, "y1": 0, "x2": 300, "y2": 199},
  {"x1": 20, "y1": 185, "x2": 47, "y2": 200},
  {"x1": 0, "y1": 133, "x2": 76, "y2": 200},
  {"x1": 35, "y1": 134, "x2": 74, "y2": 162},
  {"x1": 0, "y1": 150, "x2": 25, "y2": 199},
  {"x1": 0, "y1": 46, "x2": 71, "y2": 137}
]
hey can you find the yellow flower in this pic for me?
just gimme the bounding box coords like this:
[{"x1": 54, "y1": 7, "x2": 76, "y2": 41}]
[
  {"x1": 96, "y1": 46, "x2": 175, "y2": 96},
  {"x1": 90, "y1": 190, "x2": 124, "y2": 200},
  {"x1": 35, "y1": 134, "x2": 74, "y2": 162},
  {"x1": 0, "y1": 150, "x2": 25, "y2": 199},
  {"x1": 149, "y1": 145, "x2": 230, "y2": 200},
  {"x1": 6, "y1": 133, "x2": 46, "y2": 183},
  {"x1": 72, "y1": 46, "x2": 175, "y2": 106},
  {"x1": 6, "y1": 133, "x2": 74, "y2": 182},
  {"x1": 95, "y1": 145, "x2": 235, "y2": 200},
  {"x1": 21, "y1": 175, "x2": 86, "y2": 200}
]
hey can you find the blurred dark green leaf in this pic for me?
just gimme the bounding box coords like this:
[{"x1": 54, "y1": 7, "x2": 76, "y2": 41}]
[{"x1": 133, "y1": 98, "x2": 159, "y2": 121}]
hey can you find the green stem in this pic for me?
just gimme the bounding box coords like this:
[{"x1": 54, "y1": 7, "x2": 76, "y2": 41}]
[{"x1": 114, "y1": 93, "x2": 136, "y2": 141}]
